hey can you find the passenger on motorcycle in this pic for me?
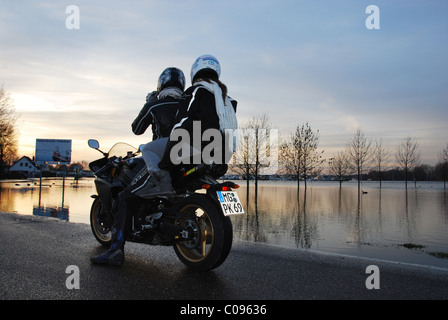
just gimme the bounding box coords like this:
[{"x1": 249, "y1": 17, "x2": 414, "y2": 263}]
[
  {"x1": 158, "y1": 54, "x2": 238, "y2": 173},
  {"x1": 90, "y1": 67, "x2": 185, "y2": 266}
]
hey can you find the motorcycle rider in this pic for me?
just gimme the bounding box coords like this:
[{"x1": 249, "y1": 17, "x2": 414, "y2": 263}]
[
  {"x1": 126, "y1": 54, "x2": 238, "y2": 199},
  {"x1": 90, "y1": 67, "x2": 185, "y2": 266},
  {"x1": 132, "y1": 67, "x2": 186, "y2": 196},
  {"x1": 133, "y1": 67, "x2": 185, "y2": 141},
  {"x1": 158, "y1": 54, "x2": 238, "y2": 174}
]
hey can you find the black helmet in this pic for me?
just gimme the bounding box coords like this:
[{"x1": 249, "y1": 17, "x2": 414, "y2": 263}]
[{"x1": 157, "y1": 67, "x2": 186, "y2": 92}]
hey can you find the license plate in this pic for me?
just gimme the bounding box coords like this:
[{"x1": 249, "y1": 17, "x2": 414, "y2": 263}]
[{"x1": 216, "y1": 191, "x2": 245, "y2": 216}]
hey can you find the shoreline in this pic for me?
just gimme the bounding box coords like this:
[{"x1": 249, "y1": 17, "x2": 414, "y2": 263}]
[{"x1": 1, "y1": 177, "x2": 447, "y2": 190}]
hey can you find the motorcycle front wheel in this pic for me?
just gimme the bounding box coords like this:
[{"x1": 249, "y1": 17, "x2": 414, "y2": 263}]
[
  {"x1": 173, "y1": 194, "x2": 233, "y2": 271},
  {"x1": 90, "y1": 197, "x2": 112, "y2": 246}
]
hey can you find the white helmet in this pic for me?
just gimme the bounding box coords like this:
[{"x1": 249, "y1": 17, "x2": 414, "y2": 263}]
[{"x1": 190, "y1": 54, "x2": 221, "y2": 82}]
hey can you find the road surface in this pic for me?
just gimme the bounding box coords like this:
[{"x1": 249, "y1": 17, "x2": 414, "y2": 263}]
[{"x1": 1, "y1": 212, "x2": 447, "y2": 303}]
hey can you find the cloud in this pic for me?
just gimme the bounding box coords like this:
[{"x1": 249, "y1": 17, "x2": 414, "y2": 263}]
[{"x1": 2, "y1": 0, "x2": 448, "y2": 165}]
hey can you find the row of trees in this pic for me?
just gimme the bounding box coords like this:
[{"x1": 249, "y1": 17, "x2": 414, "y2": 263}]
[
  {"x1": 229, "y1": 115, "x2": 448, "y2": 195},
  {"x1": 327, "y1": 131, "x2": 432, "y2": 190},
  {"x1": 2, "y1": 86, "x2": 448, "y2": 190}
]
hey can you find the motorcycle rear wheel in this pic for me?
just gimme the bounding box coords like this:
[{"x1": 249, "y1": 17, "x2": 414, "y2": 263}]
[
  {"x1": 173, "y1": 194, "x2": 233, "y2": 271},
  {"x1": 90, "y1": 197, "x2": 112, "y2": 246}
]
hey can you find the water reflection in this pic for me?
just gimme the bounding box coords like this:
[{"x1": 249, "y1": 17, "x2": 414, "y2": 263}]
[
  {"x1": 33, "y1": 205, "x2": 69, "y2": 220},
  {"x1": 0, "y1": 178, "x2": 95, "y2": 223},
  {"x1": 31, "y1": 179, "x2": 70, "y2": 220},
  {"x1": 231, "y1": 181, "x2": 448, "y2": 268},
  {"x1": 1, "y1": 178, "x2": 448, "y2": 268}
]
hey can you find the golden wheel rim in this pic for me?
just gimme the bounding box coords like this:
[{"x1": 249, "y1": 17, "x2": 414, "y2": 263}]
[{"x1": 175, "y1": 204, "x2": 214, "y2": 263}]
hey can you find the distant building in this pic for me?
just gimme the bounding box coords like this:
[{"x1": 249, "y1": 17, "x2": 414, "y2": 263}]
[{"x1": 9, "y1": 156, "x2": 39, "y2": 176}]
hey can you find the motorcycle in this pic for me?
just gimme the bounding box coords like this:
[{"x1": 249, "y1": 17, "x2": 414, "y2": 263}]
[{"x1": 87, "y1": 139, "x2": 244, "y2": 271}]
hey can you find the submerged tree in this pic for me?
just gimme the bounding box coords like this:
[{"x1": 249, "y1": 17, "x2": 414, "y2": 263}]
[
  {"x1": 437, "y1": 143, "x2": 448, "y2": 190},
  {"x1": 395, "y1": 136, "x2": 420, "y2": 189},
  {"x1": 372, "y1": 138, "x2": 390, "y2": 188},
  {"x1": 231, "y1": 125, "x2": 253, "y2": 202},
  {"x1": 247, "y1": 114, "x2": 275, "y2": 203},
  {"x1": 329, "y1": 151, "x2": 353, "y2": 188},
  {"x1": 232, "y1": 114, "x2": 275, "y2": 203},
  {"x1": 347, "y1": 128, "x2": 372, "y2": 191},
  {"x1": 284, "y1": 122, "x2": 324, "y2": 190}
]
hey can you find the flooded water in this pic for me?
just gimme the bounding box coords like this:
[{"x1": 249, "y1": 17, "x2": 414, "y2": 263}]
[
  {"x1": 0, "y1": 178, "x2": 95, "y2": 224},
  {"x1": 1, "y1": 178, "x2": 448, "y2": 269}
]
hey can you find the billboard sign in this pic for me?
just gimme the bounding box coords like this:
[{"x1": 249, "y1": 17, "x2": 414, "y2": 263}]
[{"x1": 35, "y1": 139, "x2": 72, "y2": 164}]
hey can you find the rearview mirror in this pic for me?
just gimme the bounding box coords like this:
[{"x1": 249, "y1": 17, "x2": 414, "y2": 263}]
[{"x1": 88, "y1": 139, "x2": 100, "y2": 150}]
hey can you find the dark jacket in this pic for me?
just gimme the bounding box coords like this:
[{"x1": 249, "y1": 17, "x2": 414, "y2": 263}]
[
  {"x1": 158, "y1": 84, "x2": 237, "y2": 170},
  {"x1": 131, "y1": 96, "x2": 180, "y2": 140}
]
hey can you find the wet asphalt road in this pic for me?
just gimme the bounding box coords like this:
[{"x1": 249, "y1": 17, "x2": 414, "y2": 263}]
[{"x1": 1, "y1": 212, "x2": 448, "y2": 303}]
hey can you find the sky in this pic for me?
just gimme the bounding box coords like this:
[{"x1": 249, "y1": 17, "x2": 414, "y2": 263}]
[{"x1": 1, "y1": 0, "x2": 447, "y2": 166}]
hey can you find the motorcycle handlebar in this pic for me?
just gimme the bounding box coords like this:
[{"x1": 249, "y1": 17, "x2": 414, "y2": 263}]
[
  {"x1": 93, "y1": 156, "x2": 120, "y2": 176},
  {"x1": 94, "y1": 162, "x2": 112, "y2": 176}
]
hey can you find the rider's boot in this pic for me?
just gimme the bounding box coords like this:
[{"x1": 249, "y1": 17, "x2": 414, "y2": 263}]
[{"x1": 90, "y1": 227, "x2": 125, "y2": 266}]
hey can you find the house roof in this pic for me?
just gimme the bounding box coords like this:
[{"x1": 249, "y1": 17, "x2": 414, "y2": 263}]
[{"x1": 9, "y1": 156, "x2": 39, "y2": 171}]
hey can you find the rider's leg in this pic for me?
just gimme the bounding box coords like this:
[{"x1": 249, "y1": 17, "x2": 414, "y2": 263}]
[
  {"x1": 90, "y1": 184, "x2": 136, "y2": 266},
  {"x1": 141, "y1": 137, "x2": 169, "y2": 173},
  {"x1": 140, "y1": 138, "x2": 173, "y2": 197}
]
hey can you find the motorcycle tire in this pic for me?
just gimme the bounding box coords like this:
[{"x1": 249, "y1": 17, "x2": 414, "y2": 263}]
[
  {"x1": 173, "y1": 194, "x2": 233, "y2": 272},
  {"x1": 90, "y1": 197, "x2": 112, "y2": 246}
]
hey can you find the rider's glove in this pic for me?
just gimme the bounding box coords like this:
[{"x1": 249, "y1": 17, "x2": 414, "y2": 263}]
[{"x1": 146, "y1": 91, "x2": 158, "y2": 103}]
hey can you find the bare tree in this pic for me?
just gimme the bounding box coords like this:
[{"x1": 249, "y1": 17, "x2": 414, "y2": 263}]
[
  {"x1": 279, "y1": 139, "x2": 298, "y2": 178},
  {"x1": 231, "y1": 125, "x2": 254, "y2": 202},
  {"x1": 438, "y1": 144, "x2": 448, "y2": 190},
  {"x1": 347, "y1": 128, "x2": 372, "y2": 191},
  {"x1": 280, "y1": 138, "x2": 301, "y2": 186},
  {"x1": 329, "y1": 151, "x2": 353, "y2": 188},
  {"x1": 395, "y1": 136, "x2": 420, "y2": 189},
  {"x1": 247, "y1": 114, "x2": 274, "y2": 202},
  {"x1": 284, "y1": 122, "x2": 324, "y2": 190},
  {"x1": 372, "y1": 138, "x2": 390, "y2": 188},
  {"x1": 232, "y1": 114, "x2": 275, "y2": 202},
  {"x1": 0, "y1": 86, "x2": 19, "y2": 177}
]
